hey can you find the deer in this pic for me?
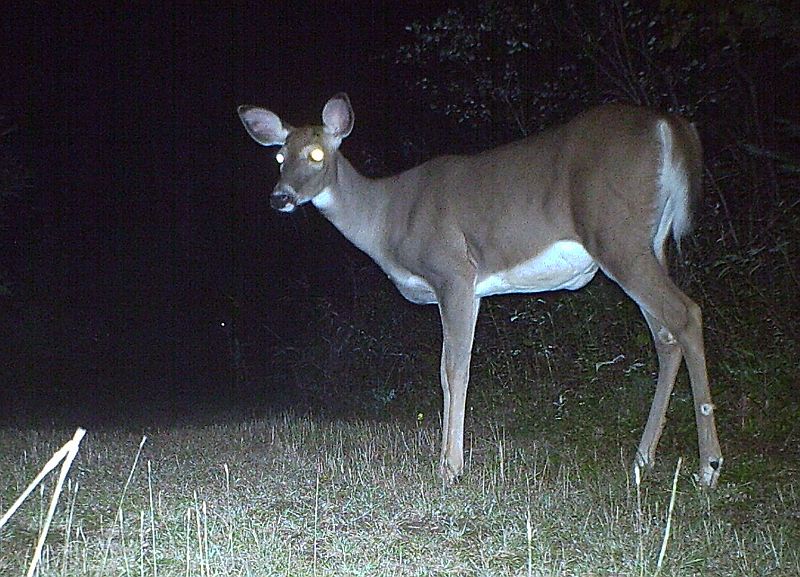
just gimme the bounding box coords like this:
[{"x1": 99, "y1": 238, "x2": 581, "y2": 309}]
[{"x1": 237, "y1": 93, "x2": 723, "y2": 487}]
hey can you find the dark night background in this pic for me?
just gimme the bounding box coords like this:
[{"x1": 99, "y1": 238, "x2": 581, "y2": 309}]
[
  {"x1": 1, "y1": 2, "x2": 797, "y2": 427},
  {"x1": 0, "y1": 2, "x2": 453, "y2": 424}
]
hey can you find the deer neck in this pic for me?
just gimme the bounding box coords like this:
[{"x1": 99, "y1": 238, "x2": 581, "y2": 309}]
[{"x1": 312, "y1": 153, "x2": 389, "y2": 260}]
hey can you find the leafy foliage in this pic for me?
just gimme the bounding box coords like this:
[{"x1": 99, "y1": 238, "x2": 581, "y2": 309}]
[
  {"x1": 395, "y1": 0, "x2": 746, "y2": 144},
  {"x1": 396, "y1": 3, "x2": 589, "y2": 141}
]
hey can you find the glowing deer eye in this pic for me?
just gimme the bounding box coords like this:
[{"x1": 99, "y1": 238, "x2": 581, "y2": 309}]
[
  {"x1": 275, "y1": 152, "x2": 285, "y2": 164},
  {"x1": 309, "y1": 147, "x2": 324, "y2": 162}
]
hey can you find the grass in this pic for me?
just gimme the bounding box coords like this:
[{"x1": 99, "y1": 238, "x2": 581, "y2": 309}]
[{"x1": 1, "y1": 392, "x2": 797, "y2": 576}]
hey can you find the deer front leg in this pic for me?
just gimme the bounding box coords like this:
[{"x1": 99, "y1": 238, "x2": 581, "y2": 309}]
[{"x1": 437, "y1": 285, "x2": 480, "y2": 484}]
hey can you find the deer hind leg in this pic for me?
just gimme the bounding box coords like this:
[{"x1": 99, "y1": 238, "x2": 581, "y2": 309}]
[
  {"x1": 600, "y1": 252, "x2": 723, "y2": 487},
  {"x1": 635, "y1": 309, "x2": 683, "y2": 472}
]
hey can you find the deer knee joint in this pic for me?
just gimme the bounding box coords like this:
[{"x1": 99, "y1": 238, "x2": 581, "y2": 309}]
[{"x1": 657, "y1": 327, "x2": 677, "y2": 345}]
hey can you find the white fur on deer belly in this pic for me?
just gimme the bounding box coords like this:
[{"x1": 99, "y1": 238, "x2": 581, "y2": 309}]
[{"x1": 475, "y1": 241, "x2": 598, "y2": 297}]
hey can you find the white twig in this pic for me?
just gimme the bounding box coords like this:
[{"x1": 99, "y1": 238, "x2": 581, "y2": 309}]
[
  {"x1": 0, "y1": 428, "x2": 87, "y2": 577},
  {"x1": 655, "y1": 457, "x2": 683, "y2": 575}
]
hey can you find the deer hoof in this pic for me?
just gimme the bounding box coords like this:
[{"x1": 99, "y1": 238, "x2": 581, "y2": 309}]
[
  {"x1": 632, "y1": 451, "x2": 655, "y2": 485},
  {"x1": 697, "y1": 457, "x2": 723, "y2": 488},
  {"x1": 440, "y1": 459, "x2": 463, "y2": 486}
]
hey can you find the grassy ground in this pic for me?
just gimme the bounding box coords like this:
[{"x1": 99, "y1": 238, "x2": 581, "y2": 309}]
[{"x1": 1, "y1": 380, "x2": 797, "y2": 576}]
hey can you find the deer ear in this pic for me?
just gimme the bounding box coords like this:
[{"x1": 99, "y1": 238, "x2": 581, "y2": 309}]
[
  {"x1": 322, "y1": 93, "x2": 354, "y2": 141},
  {"x1": 238, "y1": 106, "x2": 290, "y2": 146}
]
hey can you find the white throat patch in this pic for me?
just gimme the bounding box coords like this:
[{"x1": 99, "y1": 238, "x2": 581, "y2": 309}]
[{"x1": 312, "y1": 187, "x2": 335, "y2": 210}]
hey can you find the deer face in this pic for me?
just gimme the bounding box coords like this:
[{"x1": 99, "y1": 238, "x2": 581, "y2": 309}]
[
  {"x1": 238, "y1": 93, "x2": 353, "y2": 213},
  {"x1": 267, "y1": 127, "x2": 336, "y2": 212}
]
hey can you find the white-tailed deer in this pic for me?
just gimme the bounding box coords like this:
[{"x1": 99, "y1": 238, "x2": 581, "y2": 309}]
[{"x1": 238, "y1": 93, "x2": 723, "y2": 487}]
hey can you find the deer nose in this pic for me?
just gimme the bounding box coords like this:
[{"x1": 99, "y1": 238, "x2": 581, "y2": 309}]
[{"x1": 270, "y1": 187, "x2": 297, "y2": 213}]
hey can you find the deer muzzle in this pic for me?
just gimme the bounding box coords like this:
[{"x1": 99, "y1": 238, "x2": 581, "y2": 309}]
[{"x1": 270, "y1": 186, "x2": 298, "y2": 213}]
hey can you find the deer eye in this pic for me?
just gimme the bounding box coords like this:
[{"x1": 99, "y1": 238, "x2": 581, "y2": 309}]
[
  {"x1": 275, "y1": 152, "x2": 285, "y2": 164},
  {"x1": 309, "y1": 147, "x2": 324, "y2": 162}
]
